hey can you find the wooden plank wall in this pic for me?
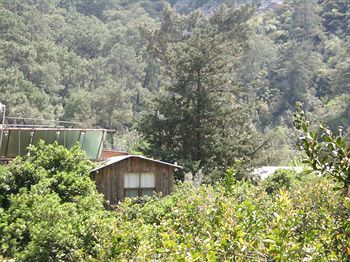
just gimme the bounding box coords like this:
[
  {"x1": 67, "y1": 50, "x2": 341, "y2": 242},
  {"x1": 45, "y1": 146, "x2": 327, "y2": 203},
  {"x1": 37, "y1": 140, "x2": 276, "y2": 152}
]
[{"x1": 91, "y1": 158, "x2": 175, "y2": 205}]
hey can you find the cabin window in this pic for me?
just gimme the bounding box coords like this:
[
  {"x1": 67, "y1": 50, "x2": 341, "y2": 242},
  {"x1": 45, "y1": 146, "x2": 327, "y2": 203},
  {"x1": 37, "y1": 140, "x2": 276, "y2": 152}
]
[{"x1": 124, "y1": 173, "x2": 155, "y2": 197}]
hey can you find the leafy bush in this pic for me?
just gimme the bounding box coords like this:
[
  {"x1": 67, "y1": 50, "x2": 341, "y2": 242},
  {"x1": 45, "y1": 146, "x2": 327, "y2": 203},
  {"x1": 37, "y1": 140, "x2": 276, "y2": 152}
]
[
  {"x1": 1, "y1": 141, "x2": 350, "y2": 261},
  {"x1": 0, "y1": 142, "x2": 113, "y2": 261},
  {"x1": 0, "y1": 141, "x2": 95, "y2": 208},
  {"x1": 100, "y1": 177, "x2": 350, "y2": 261},
  {"x1": 263, "y1": 169, "x2": 300, "y2": 194},
  {"x1": 294, "y1": 102, "x2": 350, "y2": 195}
]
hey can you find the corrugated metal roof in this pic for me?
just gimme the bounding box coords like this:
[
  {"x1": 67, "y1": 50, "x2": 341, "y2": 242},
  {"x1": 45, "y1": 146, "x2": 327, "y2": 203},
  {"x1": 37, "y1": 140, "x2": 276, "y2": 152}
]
[{"x1": 91, "y1": 155, "x2": 182, "y2": 172}]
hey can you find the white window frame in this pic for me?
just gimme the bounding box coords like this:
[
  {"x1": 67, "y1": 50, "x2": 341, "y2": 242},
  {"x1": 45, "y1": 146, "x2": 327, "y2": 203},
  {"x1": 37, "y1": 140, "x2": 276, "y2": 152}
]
[{"x1": 124, "y1": 172, "x2": 155, "y2": 197}]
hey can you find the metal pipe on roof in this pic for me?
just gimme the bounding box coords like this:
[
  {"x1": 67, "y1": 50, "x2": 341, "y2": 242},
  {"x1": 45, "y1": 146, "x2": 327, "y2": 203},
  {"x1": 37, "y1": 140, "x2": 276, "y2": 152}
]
[
  {"x1": 1, "y1": 127, "x2": 113, "y2": 131},
  {"x1": 5, "y1": 116, "x2": 82, "y2": 125},
  {"x1": 6, "y1": 124, "x2": 64, "y2": 128}
]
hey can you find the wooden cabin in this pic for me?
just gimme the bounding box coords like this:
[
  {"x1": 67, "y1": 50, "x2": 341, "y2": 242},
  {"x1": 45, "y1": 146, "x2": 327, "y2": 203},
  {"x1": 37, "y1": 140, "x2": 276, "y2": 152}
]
[{"x1": 90, "y1": 155, "x2": 181, "y2": 204}]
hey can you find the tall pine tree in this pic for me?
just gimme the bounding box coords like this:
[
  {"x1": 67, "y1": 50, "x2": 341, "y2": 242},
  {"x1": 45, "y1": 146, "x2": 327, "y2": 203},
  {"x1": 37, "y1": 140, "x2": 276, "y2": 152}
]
[{"x1": 138, "y1": 4, "x2": 260, "y2": 174}]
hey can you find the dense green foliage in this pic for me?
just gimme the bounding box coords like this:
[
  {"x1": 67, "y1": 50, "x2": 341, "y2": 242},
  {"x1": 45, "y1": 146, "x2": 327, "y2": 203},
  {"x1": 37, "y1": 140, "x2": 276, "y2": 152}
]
[
  {"x1": 262, "y1": 168, "x2": 301, "y2": 194},
  {"x1": 294, "y1": 102, "x2": 350, "y2": 195},
  {"x1": 137, "y1": 4, "x2": 264, "y2": 174},
  {"x1": 103, "y1": 175, "x2": 350, "y2": 260},
  {"x1": 0, "y1": 143, "x2": 114, "y2": 260},
  {"x1": 0, "y1": 0, "x2": 349, "y2": 172},
  {"x1": 1, "y1": 141, "x2": 350, "y2": 260},
  {"x1": 1, "y1": 0, "x2": 350, "y2": 260}
]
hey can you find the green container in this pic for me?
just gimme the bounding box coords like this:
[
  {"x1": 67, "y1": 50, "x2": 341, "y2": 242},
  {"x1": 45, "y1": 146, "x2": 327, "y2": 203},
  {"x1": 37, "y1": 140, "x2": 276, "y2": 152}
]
[
  {"x1": 80, "y1": 130, "x2": 105, "y2": 159},
  {"x1": 0, "y1": 128, "x2": 107, "y2": 160},
  {"x1": 32, "y1": 130, "x2": 58, "y2": 145},
  {"x1": 57, "y1": 130, "x2": 81, "y2": 149},
  {"x1": 6, "y1": 130, "x2": 32, "y2": 158}
]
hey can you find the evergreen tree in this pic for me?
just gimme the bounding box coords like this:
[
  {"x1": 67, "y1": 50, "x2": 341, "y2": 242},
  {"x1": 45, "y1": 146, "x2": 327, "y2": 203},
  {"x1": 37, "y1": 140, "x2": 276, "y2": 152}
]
[
  {"x1": 269, "y1": 0, "x2": 325, "y2": 122},
  {"x1": 331, "y1": 40, "x2": 350, "y2": 96},
  {"x1": 138, "y1": 4, "x2": 258, "y2": 174},
  {"x1": 320, "y1": 0, "x2": 350, "y2": 38}
]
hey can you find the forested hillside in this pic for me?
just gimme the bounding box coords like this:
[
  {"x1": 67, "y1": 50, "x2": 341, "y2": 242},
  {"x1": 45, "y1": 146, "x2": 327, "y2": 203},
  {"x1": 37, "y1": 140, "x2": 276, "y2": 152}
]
[{"x1": 0, "y1": 0, "x2": 349, "y2": 173}]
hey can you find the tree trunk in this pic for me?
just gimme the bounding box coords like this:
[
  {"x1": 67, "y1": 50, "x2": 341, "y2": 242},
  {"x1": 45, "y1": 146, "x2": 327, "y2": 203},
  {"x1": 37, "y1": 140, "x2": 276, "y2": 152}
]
[
  {"x1": 194, "y1": 69, "x2": 202, "y2": 161},
  {"x1": 343, "y1": 184, "x2": 349, "y2": 197}
]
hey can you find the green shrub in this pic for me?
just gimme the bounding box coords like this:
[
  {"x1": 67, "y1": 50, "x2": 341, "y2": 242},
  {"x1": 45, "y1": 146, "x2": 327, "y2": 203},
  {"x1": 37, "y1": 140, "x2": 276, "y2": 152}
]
[
  {"x1": 0, "y1": 141, "x2": 95, "y2": 209},
  {"x1": 263, "y1": 169, "x2": 300, "y2": 194},
  {"x1": 294, "y1": 102, "x2": 350, "y2": 195},
  {"x1": 100, "y1": 178, "x2": 350, "y2": 261},
  {"x1": 0, "y1": 142, "x2": 113, "y2": 261},
  {"x1": 1, "y1": 142, "x2": 350, "y2": 261}
]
